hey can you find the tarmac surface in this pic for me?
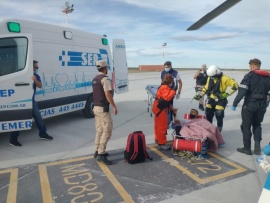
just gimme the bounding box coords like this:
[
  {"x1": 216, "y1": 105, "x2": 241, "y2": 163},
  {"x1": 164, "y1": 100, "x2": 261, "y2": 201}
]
[{"x1": 0, "y1": 70, "x2": 270, "y2": 203}]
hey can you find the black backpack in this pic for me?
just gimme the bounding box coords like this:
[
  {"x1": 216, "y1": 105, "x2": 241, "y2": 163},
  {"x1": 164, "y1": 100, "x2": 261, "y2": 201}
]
[{"x1": 124, "y1": 131, "x2": 152, "y2": 164}]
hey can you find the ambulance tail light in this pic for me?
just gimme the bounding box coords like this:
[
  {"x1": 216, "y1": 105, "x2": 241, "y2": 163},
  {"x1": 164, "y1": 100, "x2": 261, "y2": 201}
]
[{"x1": 7, "y1": 22, "x2": 21, "y2": 33}]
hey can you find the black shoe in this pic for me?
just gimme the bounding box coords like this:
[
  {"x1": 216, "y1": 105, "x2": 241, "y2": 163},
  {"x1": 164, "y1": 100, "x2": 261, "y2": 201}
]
[
  {"x1": 237, "y1": 147, "x2": 252, "y2": 155},
  {"x1": 94, "y1": 151, "x2": 109, "y2": 159},
  {"x1": 254, "y1": 143, "x2": 261, "y2": 155},
  {"x1": 199, "y1": 104, "x2": 204, "y2": 111},
  {"x1": 9, "y1": 140, "x2": 22, "y2": 147},
  {"x1": 40, "y1": 133, "x2": 53, "y2": 140},
  {"x1": 217, "y1": 127, "x2": 222, "y2": 132},
  {"x1": 96, "y1": 155, "x2": 112, "y2": 165},
  {"x1": 158, "y1": 144, "x2": 171, "y2": 150}
]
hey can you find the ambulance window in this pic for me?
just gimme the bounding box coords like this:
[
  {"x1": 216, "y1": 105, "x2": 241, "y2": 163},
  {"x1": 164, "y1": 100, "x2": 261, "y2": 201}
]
[{"x1": 0, "y1": 37, "x2": 27, "y2": 76}]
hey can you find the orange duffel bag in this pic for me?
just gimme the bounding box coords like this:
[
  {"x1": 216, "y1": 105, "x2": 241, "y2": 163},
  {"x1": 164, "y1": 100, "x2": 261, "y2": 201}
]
[{"x1": 173, "y1": 137, "x2": 202, "y2": 153}]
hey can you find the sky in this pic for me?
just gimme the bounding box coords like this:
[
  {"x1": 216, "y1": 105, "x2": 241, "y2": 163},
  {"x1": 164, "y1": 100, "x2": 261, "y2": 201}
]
[{"x1": 1, "y1": 0, "x2": 270, "y2": 69}]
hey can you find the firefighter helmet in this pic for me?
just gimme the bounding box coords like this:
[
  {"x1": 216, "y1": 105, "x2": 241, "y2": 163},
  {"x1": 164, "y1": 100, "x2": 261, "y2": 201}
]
[{"x1": 207, "y1": 65, "x2": 221, "y2": 77}]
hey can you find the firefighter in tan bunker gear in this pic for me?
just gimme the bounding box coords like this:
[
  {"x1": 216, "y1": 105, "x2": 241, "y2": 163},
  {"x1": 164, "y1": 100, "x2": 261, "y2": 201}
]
[{"x1": 92, "y1": 59, "x2": 118, "y2": 165}]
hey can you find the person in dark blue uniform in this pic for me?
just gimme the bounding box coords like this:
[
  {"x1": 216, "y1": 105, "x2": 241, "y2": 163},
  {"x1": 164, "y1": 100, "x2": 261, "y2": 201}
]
[
  {"x1": 232, "y1": 58, "x2": 270, "y2": 155},
  {"x1": 161, "y1": 61, "x2": 182, "y2": 125},
  {"x1": 9, "y1": 60, "x2": 53, "y2": 147}
]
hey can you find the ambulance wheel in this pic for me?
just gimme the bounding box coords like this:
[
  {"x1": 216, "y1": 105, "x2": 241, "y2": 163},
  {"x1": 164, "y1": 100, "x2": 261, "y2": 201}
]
[{"x1": 82, "y1": 95, "x2": 94, "y2": 118}]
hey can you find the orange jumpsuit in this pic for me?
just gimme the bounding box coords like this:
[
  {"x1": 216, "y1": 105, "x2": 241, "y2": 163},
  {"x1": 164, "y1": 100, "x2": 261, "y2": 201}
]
[{"x1": 152, "y1": 85, "x2": 176, "y2": 145}]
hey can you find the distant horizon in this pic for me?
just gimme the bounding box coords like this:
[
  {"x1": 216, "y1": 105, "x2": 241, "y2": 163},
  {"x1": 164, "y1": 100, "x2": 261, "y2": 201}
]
[{"x1": 128, "y1": 66, "x2": 270, "y2": 71}]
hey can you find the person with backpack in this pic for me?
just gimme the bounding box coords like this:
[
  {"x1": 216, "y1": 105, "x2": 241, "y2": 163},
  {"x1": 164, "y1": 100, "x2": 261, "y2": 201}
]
[
  {"x1": 152, "y1": 74, "x2": 177, "y2": 150},
  {"x1": 92, "y1": 60, "x2": 118, "y2": 165}
]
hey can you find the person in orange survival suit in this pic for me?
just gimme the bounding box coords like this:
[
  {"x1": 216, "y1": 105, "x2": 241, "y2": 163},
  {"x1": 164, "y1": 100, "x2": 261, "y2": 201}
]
[{"x1": 152, "y1": 74, "x2": 177, "y2": 150}]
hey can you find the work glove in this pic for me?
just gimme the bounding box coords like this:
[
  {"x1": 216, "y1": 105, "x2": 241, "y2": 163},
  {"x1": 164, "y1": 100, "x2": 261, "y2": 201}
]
[
  {"x1": 193, "y1": 94, "x2": 201, "y2": 101},
  {"x1": 220, "y1": 92, "x2": 229, "y2": 99},
  {"x1": 175, "y1": 93, "x2": 180, "y2": 100},
  {"x1": 231, "y1": 106, "x2": 236, "y2": 111}
]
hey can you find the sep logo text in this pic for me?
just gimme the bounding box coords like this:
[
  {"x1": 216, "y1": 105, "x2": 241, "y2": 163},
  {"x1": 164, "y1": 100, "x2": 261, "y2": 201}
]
[{"x1": 0, "y1": 89, "x2": 15, "y2": 97}]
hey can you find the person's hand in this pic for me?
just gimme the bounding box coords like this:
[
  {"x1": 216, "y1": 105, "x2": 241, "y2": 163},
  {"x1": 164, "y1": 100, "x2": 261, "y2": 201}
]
[
  {"x1": 175, "y1": 93, "x2": 180, "y2": 100},
  {"x1": 220, "y1": 92, "x2": 229, "y2": 99},
  {"x1": 193, "y1": 94, "x2": 201, "y2": 101},
  {"x1": 172, "y1": 108, "x2": 178, "y2": 115},
  {"x1": 113, "y1": 106, "x2": 118, "y2": 115},
  {"x1": 231, "y1": 106, "x2": 236, "y2": 111}
]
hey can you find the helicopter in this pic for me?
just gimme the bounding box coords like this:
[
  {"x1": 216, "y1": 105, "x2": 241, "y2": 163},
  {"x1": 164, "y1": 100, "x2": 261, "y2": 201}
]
[{"x1": 187, "y1": 0, "x2": 242, "y2": 31}]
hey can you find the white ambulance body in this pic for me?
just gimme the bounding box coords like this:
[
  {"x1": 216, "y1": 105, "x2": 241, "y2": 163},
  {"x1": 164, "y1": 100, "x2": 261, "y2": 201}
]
[{"x1": 0, "y1": 19, "x2": 129, "y2": 133}]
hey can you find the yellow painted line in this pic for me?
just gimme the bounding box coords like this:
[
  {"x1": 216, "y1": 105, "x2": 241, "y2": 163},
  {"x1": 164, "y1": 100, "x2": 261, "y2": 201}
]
[
  {"x1": 4, "y1": 168, "x2": 18, "y2": 203},
  {"x1": 208, "y1": 152, "x2": 247, "y2": 169},
  {"x1": 148, "y1": 145, "x2": 204, "y2": 184},
  {"x1": 44, "y1": 155, "x2": 93, "y2": 167},
  {"x1": 38, "y1": 155, "x2": 94, "y2": 202},
  {"x1": 39, "y1": 165, "x2": 53, "y2": 203},
  {"x1": 148, "y1": 146, "x2": 248, "y2": 185},
  {"x1": 0, "y1": 169, "x2": 17, "y2": 175},
  {"x1": 97, "y1": 162, "x2": 135, "y2": 203},
  {"x1": 201, "y1": 152, "x2": 247, "y2": 184},
  {"x1": 39, "y1": 155, "x2": 133, "y2": 202}
]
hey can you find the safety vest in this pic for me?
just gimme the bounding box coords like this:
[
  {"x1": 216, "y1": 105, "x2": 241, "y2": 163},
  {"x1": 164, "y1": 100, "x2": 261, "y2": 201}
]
[
  {"x1": 196, "y1": 72, "x2": 208, "y2": 86},
  {"x1": 92, "y1": 74, "x2": 108, "y2": 107},
  {"x1": 205, "y1": 73, "x2": 222, "y2": 98},
  {"x1": 203, "y1": 73, "x2": 238, "y2": 100}
]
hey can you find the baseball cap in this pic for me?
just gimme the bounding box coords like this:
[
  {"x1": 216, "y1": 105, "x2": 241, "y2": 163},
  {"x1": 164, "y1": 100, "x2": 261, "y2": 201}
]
[
  {"x1": 249, "y1": 58, "x2": 261, "y2": 65},
  {"x1": 96, "y1": 60, "x2": 107, "y2": 69},
  {"x1": 164, "y1": 61, "x2": 172, "y2": 66}
]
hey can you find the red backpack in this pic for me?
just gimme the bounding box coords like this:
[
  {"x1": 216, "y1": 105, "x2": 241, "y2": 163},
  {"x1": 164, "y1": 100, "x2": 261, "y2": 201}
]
[{"x1": 124, "y1": 131, "x2": 152, "y2": 164}]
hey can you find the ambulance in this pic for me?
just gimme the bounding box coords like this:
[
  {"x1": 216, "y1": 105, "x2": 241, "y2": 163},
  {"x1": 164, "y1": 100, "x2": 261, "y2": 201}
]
[{"x1": 0, "y1": 18, "x2": 129, "y2": 133}]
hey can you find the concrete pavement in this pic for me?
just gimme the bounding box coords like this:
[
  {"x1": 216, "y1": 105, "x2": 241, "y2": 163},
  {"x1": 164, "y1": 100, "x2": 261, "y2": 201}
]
[{"x1": 0, "y1": 70, "x2": 269, "y2": 203}]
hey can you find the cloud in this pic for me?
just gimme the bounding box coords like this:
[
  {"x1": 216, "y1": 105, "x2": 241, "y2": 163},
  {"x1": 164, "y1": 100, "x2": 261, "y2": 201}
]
[
  {"x1": 1, "y1": 0, "x2": 269, "y2": 68},
  {"x1": 171, "y1": 32, "x2": 241, "y2": 42}
]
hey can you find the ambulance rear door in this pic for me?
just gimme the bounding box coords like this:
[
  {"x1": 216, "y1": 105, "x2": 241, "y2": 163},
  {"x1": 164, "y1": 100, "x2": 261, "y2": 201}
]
[
  {"x1": 0, "y1": 34, "x2": 33, "y2": 133},
  {"x1": 112, "y1": 39, "x2": 129, "y2": 94}
]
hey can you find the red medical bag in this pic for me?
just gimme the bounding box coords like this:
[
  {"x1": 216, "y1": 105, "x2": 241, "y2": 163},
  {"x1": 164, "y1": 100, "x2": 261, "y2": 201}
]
[{"x1": 173, "y1": 137, "x2": 202, "y2": 153}]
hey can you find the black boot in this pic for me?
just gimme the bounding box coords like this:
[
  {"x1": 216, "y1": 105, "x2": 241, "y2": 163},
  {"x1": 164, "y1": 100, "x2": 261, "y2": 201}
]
[
  {"x1": 94, "y1": 151, "x2": 109, "y2": 159},
  {"x1": 237, "y1": 147, "x2": 252, "y2": 155},
  {"x1": 96, "y1": 154, "x2": 112, "y2": 165},
  {"x1": 254, "y1": 142, "x2": 261, "y2": 155},
  {"x1": 199, "y1": 104, "x2": 204, "y2": 111},
  {"x1": 217, "y1": 126, "x2": 222, "y2": 132}
]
